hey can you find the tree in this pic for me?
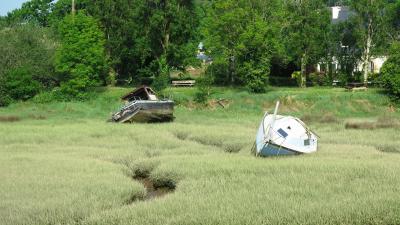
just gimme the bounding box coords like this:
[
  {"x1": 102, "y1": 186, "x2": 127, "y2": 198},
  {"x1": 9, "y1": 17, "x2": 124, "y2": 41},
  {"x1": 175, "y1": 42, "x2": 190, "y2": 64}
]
[
  {"x1": 350, "y1": 0, "x2": 394, "y2": 84},
  {"x1": 70, "y1": 0, "x2": 198, "y2": 84},
  {"x1": 6, "y1": 0, "x2": 54, "y2": 26},
  {"x1": 50, "y1": 0, "x2": 89, "y2": 25},
  {"x1": 380, "y1": 42, "x2": 400, "y2": 99},
  {"x1": 283, "y1": 0, "x2": 331, "y2": 87},
  {"x1": 330, "y1": 20, "x2": 362, "y2": 81},
  {"x1": 55, "y1": 12, "x2": 108, "y2": 99},
  {"x1": 201, "y1": 0, "x2": 283, "y2": 92},
  {"x1": 0, "y1": 24, "x2": 56, "y2": 88}
]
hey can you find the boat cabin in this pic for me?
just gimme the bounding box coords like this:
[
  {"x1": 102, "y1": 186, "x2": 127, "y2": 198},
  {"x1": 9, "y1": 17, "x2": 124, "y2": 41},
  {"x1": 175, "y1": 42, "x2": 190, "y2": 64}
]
[{"x1": 121, "y1": 86, "x2": 158, "y2": 102}]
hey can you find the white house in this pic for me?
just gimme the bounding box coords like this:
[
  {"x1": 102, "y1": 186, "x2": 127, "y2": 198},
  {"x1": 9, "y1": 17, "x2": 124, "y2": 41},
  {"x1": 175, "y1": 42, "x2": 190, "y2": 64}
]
[{"x1": 317, "y1": 6, "x2": 387, "y2": 74}]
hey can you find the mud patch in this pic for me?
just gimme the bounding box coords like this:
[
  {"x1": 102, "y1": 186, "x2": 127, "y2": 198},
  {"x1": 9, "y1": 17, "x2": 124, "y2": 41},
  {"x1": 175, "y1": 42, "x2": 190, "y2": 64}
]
[
  {"x1": 124, "y1": 162, "x2": 176, "y2": 203},
  {"x1": 0, "y1": 116, "x2": 21, "y2": 122},
  {"x1": 126, "y1": 176, "x2": 175, "y2": 204}
]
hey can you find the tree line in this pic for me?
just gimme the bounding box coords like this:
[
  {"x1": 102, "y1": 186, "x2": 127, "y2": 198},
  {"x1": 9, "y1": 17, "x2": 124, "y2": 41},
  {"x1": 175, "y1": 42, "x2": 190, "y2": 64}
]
[{"x1": 0, "y1": 0, "x2": 399, "y2": 106}]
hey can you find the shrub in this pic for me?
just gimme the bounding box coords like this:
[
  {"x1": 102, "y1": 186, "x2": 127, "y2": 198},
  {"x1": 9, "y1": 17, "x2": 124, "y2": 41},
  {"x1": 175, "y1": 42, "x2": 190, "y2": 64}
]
[
  {"x1": 309, "y1": 72, "x2": 331, "y2": 86},
  {"x1": 205, "y1": 58, "x2": 229, "y2": 85},
  {"x1": 291, "y1": 71, "x2": 303, "y2": 87},
  {"x1": 380, "y1": 42, "x2": 400, "y2": 99},
  {"x1": 239, "y1": 62, "x2": 269, "y2": 93},
  {"x1": 337, "y1": 72, "x2": 350, "y2": 86},
  {"x1": 0, "y1": 24, "x2": 56, "y2": 88},
  {"x1": 194, "y1": 74, "x2": 213, "y2": 104},
  {"x1": 0, "y1": 68, "x2": 42, "y2": 106},
  {"x1": 152, "y1": 56, "x2": 170, "y2": 92}
]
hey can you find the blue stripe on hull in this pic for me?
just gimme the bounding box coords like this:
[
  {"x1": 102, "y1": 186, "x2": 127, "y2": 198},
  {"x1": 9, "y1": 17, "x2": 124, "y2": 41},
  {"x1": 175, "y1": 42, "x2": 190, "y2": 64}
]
[{"x1": 259, "y1": 144, "x2": 300, "y2": 157}]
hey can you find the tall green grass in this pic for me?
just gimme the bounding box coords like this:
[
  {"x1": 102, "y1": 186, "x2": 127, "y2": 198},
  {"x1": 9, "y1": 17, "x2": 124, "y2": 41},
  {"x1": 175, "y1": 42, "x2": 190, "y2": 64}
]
[{"x1": 0, "y1": 87, "x2": 399, "y2": 225}]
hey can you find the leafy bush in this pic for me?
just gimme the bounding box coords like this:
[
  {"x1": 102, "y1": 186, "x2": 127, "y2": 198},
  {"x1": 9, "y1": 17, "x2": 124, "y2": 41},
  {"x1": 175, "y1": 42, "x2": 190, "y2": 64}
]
[
  {"x1": 0, "y1": 68, "x2": 42, "y2": 106},
  {"x1": 337, "y1": 72, "x2": 350, "y2": 86},
  {"x1": 55, "y1": 12, "x2": 108, "y2": 100},
  {"x1": 152, "y1": 56, "x2": 170, "y2": 92},
  {"x1": 0, "y1": 24, "x2": 56, "y2": 88},
  {"x1": 380, "y1": 42, "x2": 400, "y2": 99},
  {"x1": 291, "y1": 71, "x2": 303, "y2": 87},
  {"x1": 194, "y1": 74, "x2": 214, "y2": 104},
  {"x1": 243, "y1": 66, "x2": 268, "y2": 93},
  {"x1": 309, "y1": 72, "x2": 331, "y2": 86},
  {"x1": 205, "y1": 59, "x2": 229, "y2": 85}
]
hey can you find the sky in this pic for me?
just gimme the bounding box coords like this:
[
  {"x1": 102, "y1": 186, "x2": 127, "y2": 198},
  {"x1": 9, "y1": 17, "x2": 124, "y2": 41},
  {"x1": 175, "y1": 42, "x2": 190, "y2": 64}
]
[{"x1": 0, "y1": 0, "x2": 29, "y2": 16}]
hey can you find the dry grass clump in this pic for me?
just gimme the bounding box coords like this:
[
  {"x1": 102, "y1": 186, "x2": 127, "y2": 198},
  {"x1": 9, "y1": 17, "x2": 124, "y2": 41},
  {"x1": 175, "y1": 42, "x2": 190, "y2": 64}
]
[
  {"x1": 376, "y1": 114, "x2": 400, "y2": 129},
  {"x1": 0, "y1": 115, "x2": 21, "y2": 122},
  {"x1": 375, "y1": 144, "x2": 400, "y2": 153},
  {"x1": 301, "y1": 112, "x2": 338, "y2": 124},
  {"x1": 223, "y1": 143, "x2": 243, "y2": 153},
  {"x1": 345, "y1": 121, "x2": 377, "y2": 130},
  {"x1": 345, "y1": 114, "x2": 400, "y2": 130},
  {"x1": 174, "y1": 131, "x2": 189, "y2": 141},
  {"x1": 207, "y1": 99, "x2": 232, "y2": 109},
  {"x1": 189, "y1": 135, "x2": 224, "y2": 148},
  {"x1": 28, "y1": 114, "x2": 47, "y2": 120}
]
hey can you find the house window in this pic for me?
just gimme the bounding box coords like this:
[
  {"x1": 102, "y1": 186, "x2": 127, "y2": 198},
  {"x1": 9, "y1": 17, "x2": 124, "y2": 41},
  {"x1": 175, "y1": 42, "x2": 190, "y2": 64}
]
[{"x1": 370, "y1": 62, "x2": 375, "y2": 73}]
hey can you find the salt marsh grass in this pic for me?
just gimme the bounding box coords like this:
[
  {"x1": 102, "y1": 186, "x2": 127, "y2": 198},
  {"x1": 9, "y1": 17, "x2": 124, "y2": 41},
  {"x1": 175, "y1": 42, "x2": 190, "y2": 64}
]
[{"x1": 0, "y1": 87, "x2": 400, "y2": 225}]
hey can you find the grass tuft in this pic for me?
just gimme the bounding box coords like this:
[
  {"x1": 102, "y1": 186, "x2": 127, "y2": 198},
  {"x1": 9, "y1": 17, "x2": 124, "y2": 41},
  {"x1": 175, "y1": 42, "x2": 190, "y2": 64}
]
[
  {"x1": 223, "y1": 143, "x2": 244, "y2": 153},
  {"x1": 376, "y1": 113, "x2": 400, "y2": 129},
  {"x1": 302, "y1": 112, "x2": 339, "y2": 124},
  {"x1": 174, "y1": 131, "x2": 189, "y2": 141},
  {"x1": 375, "y1": 144, "x2": 400, "y2": 153},
  {"x1": 0, "y1": 115, "x2": 21, "y2": 122},
  {"x1": 345, "y1": 121, "x2": 377, "y2": 130}
]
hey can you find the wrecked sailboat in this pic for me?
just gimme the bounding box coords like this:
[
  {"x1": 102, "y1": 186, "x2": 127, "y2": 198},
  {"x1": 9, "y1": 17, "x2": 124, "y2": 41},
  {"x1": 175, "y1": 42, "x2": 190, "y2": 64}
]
[
  {"x1": 254, "y1": 102, "x2": 318, "y2": 157},
  {"x1": 111, "y1": 86, "x2": 174, "y2": 123}
]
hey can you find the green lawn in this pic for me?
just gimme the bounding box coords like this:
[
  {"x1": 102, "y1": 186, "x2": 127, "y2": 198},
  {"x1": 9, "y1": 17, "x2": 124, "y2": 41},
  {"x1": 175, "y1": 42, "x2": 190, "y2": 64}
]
[{"x1": 1, "y1": 87, "x2": 400, "y2": 225}]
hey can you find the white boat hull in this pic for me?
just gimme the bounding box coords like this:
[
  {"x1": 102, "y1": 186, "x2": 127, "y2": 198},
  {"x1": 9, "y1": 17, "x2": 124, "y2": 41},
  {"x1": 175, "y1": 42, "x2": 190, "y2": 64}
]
[{"x1": 255, "y1": 114, "x2": 318, "y2": 156}]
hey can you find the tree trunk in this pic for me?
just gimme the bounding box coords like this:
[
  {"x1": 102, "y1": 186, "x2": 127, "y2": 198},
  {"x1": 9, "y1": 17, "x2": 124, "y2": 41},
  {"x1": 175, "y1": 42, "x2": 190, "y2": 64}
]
[
  {"x1": 300, "y1": 53, "x2": 307, "y2": 88},
  {"x1": 72, "y1": 0, "x2": 76, "y2": 15},
  {"x1": 362, "y1": 17, "x2": 373, "y2": 86},
  {"x1": 161, "y1": 12, "x2": 171, "y2": 55}
]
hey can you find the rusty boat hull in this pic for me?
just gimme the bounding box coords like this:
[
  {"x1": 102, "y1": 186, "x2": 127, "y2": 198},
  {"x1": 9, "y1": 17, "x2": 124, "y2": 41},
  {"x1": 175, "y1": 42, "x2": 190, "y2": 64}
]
[{"x1": 112, "y1": 100, "x2": 174, "y2": 123}]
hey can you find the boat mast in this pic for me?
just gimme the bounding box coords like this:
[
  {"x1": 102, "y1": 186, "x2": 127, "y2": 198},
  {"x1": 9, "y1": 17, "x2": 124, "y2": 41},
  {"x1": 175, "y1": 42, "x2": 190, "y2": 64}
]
[
  {"x1": 268, "y1": 101, "x2": 280, "y2": 140},
  {"x1": 258, "y1": 101, "x2": 280, "y2": 156}
]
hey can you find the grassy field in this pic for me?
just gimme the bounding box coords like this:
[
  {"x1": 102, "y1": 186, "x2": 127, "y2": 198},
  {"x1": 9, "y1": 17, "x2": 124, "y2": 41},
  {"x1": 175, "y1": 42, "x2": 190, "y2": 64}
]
[{"x1": 1, "y1": 87, "x2": 400, "y2": 225}]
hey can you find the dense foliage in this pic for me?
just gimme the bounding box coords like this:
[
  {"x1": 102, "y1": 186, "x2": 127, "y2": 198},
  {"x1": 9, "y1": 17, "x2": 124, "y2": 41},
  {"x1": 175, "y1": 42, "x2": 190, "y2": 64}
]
[
  {"x1": 0, "y1": 68, "x2": 42, "y2": 106},
  {"x1": 0, "y1": 0, "x2": 399, "y2": 103},
  {"x1": 5, "y1": 0, "x2": 54, "y2": 26},
  {"x1": 55, "y1": 12, "x2": 108, "y2": 99},
  {"x1": 381, "y1": 42, "x2": 400, "y2": 99},
  {"x1": 283, "y1": 0, "x2": 331, "y2": 87},
  {"x1": 201, "y1": 0, "x2": 284, "y2": 92},
  {"x1": 0, "y1": 25, "x2": 56, "y2": 106}
]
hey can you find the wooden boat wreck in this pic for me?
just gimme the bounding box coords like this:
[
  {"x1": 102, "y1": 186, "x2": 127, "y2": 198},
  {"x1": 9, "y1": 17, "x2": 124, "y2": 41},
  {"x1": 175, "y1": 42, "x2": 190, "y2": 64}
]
[
  {"x1": 254, "y1": 101, "x2": 318, "y2": 157},
  {"x1": 111, "y1": 86, "x2": 174, "y2": 123}
]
